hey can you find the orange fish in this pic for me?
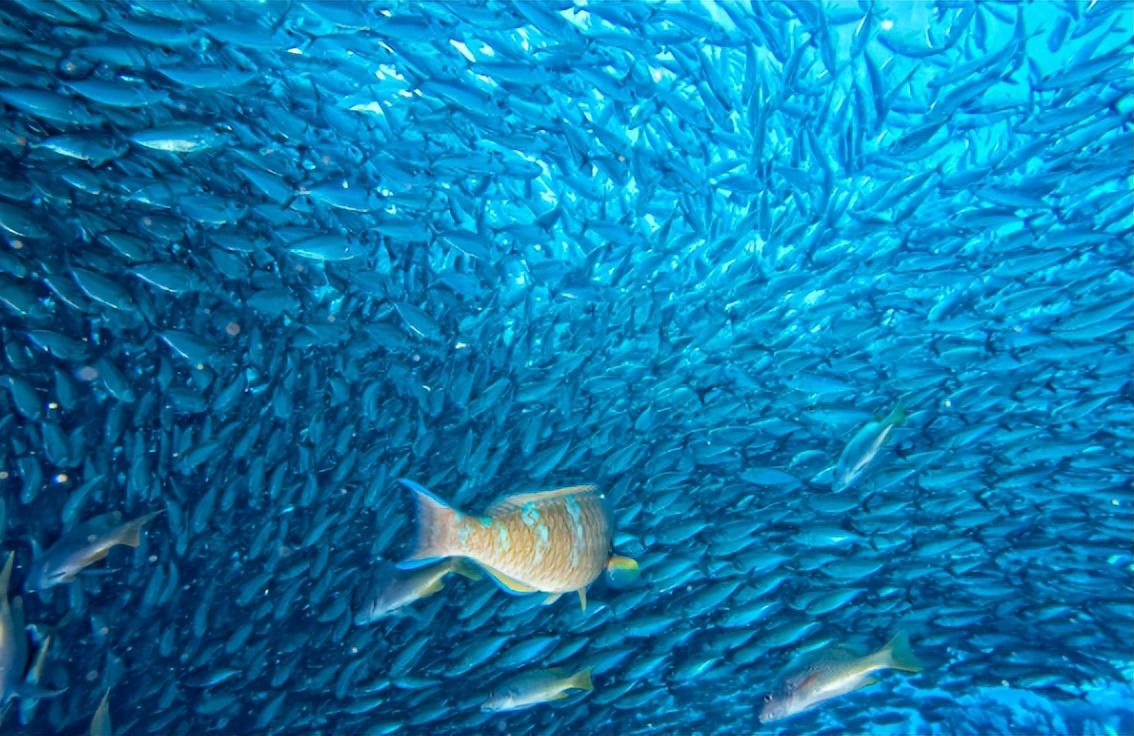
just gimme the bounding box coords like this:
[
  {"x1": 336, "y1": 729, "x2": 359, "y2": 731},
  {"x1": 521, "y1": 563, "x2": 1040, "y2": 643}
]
[{"x1": 397, "y1": 479, "x2": 638, "y2": 610}]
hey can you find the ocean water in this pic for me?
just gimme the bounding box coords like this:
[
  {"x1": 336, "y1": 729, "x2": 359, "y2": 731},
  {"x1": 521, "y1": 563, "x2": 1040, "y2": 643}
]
[{"x1": 0, "y1": 0, "x2": 1131, "y2": 734}]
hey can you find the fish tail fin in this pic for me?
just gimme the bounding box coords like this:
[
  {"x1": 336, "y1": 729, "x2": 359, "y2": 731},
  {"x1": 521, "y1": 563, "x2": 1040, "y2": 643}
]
[
  {"x1": 881, "y1": 631, "x2": 923, "y2": 673},
  {"x1": 397, "y1": 479, "x2": 458, "y2": 566},
  {"x1": 117, "y1": 511, "x2": 163, "y2": 548},
  {"x1": 571, "y1": 667, "x2": 594, "y2": 692},
  {"x1": 0, "y1": 551, "x2": 12, "y2": 599}
]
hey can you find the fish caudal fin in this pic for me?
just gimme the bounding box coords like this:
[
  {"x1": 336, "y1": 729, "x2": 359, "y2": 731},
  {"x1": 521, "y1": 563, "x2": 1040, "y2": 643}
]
[
  {"x1": 397, "y1": 479, "x2": 458, "y2": 567},
  {"x1": 881, "y1": 631, "x2": 923, "y2": 673},
  {"x1": 118, "y1": 511, "x2": 163, "y2": 548},
  {"x1": 570, "y1": 667, "x2": 594, "y2": 692}
]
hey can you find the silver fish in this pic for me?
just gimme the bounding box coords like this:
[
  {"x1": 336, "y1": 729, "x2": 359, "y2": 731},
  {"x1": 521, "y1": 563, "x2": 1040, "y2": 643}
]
[
  {"x1": 759, "y1": 632, "x2": 923, "y2": 723},
  {"x1": 26, "y1": 511, "x2": 162, "y2": 591}
]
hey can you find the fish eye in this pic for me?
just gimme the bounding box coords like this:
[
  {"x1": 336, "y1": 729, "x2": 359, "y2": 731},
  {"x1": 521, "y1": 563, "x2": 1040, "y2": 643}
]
[{"x1": 763, "y1": 693, "x2": 773, "y2": 704}]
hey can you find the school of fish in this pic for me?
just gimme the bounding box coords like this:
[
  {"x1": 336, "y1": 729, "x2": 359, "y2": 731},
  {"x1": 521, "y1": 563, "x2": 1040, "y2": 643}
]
[{"x1": 0, "y1": 0, "x2": 1131, "y2": 734}]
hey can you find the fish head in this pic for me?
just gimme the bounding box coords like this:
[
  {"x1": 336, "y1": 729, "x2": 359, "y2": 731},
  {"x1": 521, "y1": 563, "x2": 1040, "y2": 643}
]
[
  {"x1": 23, "y1": 558, "x2": 72, "y2": 592},
  {"x1": 758, "y1": 690, "x2": 792, "y2": 723},
  {"x1": 480, "y1": 687, "x2": 519, "y2": 713}
]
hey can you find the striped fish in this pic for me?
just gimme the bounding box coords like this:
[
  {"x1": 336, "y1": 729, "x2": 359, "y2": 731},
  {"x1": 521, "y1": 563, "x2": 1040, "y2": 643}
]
[{"x1": 397, "y1": 480, "x2": 638, "y2": 610}]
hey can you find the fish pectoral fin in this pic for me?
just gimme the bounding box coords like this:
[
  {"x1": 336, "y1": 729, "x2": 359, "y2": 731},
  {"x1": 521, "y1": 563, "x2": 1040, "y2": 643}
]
[
  {"x1": 419, "y1": 577, "x2": 446, "y2": 598},
  {"x1": 543, "y1": 593, "x2": 562, "y2": 605},
  {"x1": 861, "y1": 675, "x2": 880, "y2": 688},
  {"x1": 449, "y1": 559, "x2": 484, "y2": 581},
  {"x1": 577, "y1": 588, "x2": 587, "y2": 611},
  {"x1": 479, "y1": 564, "x2": 538, "y2": 595},
  {"x1": 396, "y1": 557, "x2": 446, "y2": 571}
]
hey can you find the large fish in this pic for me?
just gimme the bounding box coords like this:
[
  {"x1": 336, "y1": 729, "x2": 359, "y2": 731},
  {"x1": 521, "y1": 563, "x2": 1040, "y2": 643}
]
[
  {"x1": 25, "y1": 511, "x2": 162, "y2": 591},
  {"x1": 759, "y1": 631, "x2": 923, "y2": 723},
  {"x1": 397, "y1": 480, "x2": 638, "y2": 610}
]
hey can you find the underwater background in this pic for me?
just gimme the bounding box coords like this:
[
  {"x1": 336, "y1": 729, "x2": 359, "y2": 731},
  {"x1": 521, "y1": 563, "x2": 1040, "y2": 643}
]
[{"x1": 0, "y1": 0, "x2": 1132, "y2": 734}]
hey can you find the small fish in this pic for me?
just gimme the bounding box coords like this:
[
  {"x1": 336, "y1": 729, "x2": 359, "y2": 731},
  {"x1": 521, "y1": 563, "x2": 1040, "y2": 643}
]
[
  {"x1": 759, "y1": 632, "x2": 923, "y2": 723},
  {"x1": 832, "y1": 402, "x2": 907, "y2": 492},
  {"x1": 26, "y1": 511, "x2": 162, "y2": 591},
  {"x1": 397, "y1": 480, "x2": 638, "y2": 610},
  {"x1": 355, "y1": 559, "x2": 482, "y2": 623},
  {"x1": 481, "y1": 666, "x2": 593, "y2": 712}
]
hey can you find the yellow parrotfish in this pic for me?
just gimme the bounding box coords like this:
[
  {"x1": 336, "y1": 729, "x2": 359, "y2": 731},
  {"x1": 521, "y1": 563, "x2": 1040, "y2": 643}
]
[{"x1": 397, "y1": 479, "x2": 639, "y2": 610}]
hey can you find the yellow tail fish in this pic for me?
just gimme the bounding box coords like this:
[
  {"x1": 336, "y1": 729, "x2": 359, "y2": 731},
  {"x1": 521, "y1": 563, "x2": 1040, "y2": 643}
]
[{"x1": 396, "y1": 479, "x2": 638, "y2": 610}]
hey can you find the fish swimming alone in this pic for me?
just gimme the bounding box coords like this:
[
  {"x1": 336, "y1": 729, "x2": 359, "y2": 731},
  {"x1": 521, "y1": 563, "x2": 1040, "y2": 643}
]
[
  {"x1": 481, "y1": 666, "x2": 594, "y2": 712},
  {"x1": 25, "y1": 511, "x2": 163, "y2": 591},
  {"x1": 397, "y1": 480, "x2": 638, "y2": 610},
  {"x1": 832, "y1": 402, "x2": 907, "y2": 492},
  {"x1": 759, "y1": 631, "x2": 923, "y2": 723}
]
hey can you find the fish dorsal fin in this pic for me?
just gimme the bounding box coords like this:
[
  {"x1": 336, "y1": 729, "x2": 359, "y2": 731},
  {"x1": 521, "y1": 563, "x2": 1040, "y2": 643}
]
[
  {"x1": 487, "y1": 485, "x2": 598, "y2": 515},
  {"x1": 478, "y1": 563, "x2": 538, "y2": 595}
]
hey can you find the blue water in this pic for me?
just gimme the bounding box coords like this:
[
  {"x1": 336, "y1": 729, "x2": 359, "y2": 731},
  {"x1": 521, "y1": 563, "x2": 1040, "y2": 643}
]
[{"x1": 0, "y1": 1, "x2": 1131, "y2": 734}]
